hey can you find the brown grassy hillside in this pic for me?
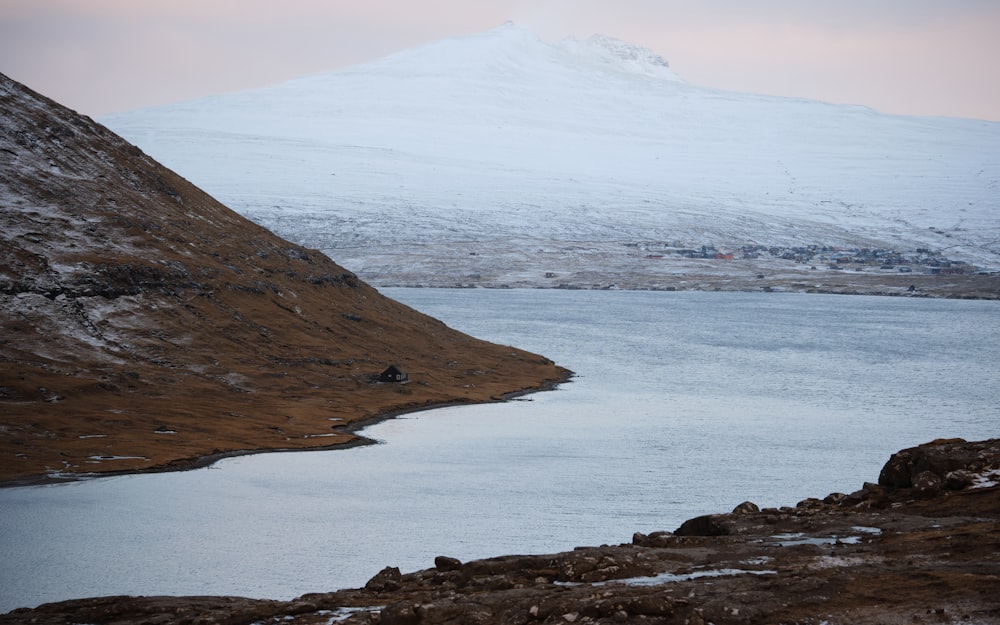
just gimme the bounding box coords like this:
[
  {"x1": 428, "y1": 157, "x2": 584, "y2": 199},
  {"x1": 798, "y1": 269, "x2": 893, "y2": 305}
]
[{"x1": 0, "y1": 73, "x2": 568, "y2": 483}]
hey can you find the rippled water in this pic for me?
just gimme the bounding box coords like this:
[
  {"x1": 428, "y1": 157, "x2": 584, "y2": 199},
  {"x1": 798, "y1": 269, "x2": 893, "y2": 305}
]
[{"x1": 1, "y1": 290, "x2": 997, "y2": 612}]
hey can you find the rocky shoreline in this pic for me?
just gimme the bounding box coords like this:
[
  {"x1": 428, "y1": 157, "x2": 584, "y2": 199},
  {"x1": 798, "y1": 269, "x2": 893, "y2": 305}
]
[
  {"x1": 372, "y1": 270, "x2": 1000, "y2": 300},
  {"x1": 3, "y1": 437, "x2": 997, "y2": 625},
  {"x1": 348, "y1": 240, "x2": 1000, "y2": 300}
]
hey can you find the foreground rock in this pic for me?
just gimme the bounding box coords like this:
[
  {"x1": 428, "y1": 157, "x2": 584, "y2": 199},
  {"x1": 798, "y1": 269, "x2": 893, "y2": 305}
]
[
  {"x1": 0, "y1": 73, "x2": 568, "y2": 484},
  {"x1": 4, "y1": 438, "x2": 998, "y2": 624}
]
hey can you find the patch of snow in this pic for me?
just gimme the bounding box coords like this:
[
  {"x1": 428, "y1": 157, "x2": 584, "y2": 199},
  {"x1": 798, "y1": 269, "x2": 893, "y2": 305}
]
[
  {"x1": 808, "y1": 555, "x2": 885, "y2": 570},
  {"x1": 597, "y1": 567, "x2": 777, "y2": 587},
  {"x1": 1, "y1": 293, "x2": 127, "y2": 363},
  {"x1": 766, "y1": 532, "x2": 874, "y2": 547},
  {"x1": 317, "y1": 607, "x2": 384, "y2": 623},
  {"x1": 971, "y1": 468, "x2": 1000, "y2": 489}
]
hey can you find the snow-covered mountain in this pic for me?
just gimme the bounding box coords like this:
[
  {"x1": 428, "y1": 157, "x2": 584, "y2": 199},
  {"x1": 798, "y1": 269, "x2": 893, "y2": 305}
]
[{"x1": 103, "y1": 23, "x2": 1000, "y2": 289}]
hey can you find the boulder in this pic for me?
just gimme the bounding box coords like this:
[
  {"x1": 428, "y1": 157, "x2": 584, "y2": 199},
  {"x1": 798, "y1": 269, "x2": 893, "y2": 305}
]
[
  {"x1": 379, "y1": 601, "x2": 419, "y2": 625},
  {"x1": 675, "y1": 514, "x2": 731, "y2": 536},
  {"x1": 945, "y1": 469, "x2": 974, "y2": 490},
  {"x1": 732, "y1": 501, "x2": 760, "y2": 514},
  {"x1": 434, "y1": 555, "x2": 463, "y2": 572},
  {"x1": 823, "y1": 492, "x2": 847, "y2": 505},
  {"x1": 365, "y1": 565, "x2": 402, "y2": 592},
  {"x1": 841, "y1": 488, "x2": 870, "y2": 507},
  {"x1": 878, "y1": 438, "x2": 987, "y2": 492},
  {"x1": 912, "y1": 470, "x2": 944, "y2": 498}
]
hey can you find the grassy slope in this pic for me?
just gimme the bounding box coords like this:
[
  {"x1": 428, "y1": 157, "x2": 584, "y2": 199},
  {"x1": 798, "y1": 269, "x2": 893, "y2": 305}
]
[{"x1": 0, "y1": 73, "x2": 568, "y2": 482}]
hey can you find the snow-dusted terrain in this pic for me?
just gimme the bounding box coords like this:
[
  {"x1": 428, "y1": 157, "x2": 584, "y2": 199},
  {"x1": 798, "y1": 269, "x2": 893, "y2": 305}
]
[{"x1": 103, "y1": 23, "x2": 1000, "y2": 288}]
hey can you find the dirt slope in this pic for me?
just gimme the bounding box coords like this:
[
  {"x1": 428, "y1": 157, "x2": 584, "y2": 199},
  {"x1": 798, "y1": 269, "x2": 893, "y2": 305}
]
[{"x1": 0, "y1": 73, "x2": 568, "y2": 483}]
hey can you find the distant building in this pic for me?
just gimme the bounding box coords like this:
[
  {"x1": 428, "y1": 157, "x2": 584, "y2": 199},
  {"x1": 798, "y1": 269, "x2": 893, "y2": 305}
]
[{"x1": 379, "y1": 365, "x2": 409, "y2": 384}]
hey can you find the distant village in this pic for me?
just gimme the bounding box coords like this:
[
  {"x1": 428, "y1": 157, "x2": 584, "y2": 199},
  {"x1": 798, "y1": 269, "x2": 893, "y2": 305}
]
[{"x1": 629, "y1": 242, "x2": 982, "y2": 275}]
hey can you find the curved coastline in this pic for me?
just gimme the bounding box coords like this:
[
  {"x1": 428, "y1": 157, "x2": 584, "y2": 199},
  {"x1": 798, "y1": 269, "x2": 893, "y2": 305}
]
[{"x1": 0, "y1": 372, "x2": 573, "y2": 489}]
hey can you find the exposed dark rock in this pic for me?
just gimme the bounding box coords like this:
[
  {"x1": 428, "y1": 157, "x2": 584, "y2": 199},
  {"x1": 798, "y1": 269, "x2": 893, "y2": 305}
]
[
  {"x1": 913, "y1": 470, "x2": 944, "y2": 498},
  {"x1": 731, "y1": 500, "x2": 759, "y2": 514},
  {"x1": 433, "y1": 556, "x2": 463, "y2": 572},
  {"x1": 365, "y1": 566, "x2": 402, "y2": 592},
  {"x1": 379, "y1": 601, "x2": 420, "y2": 625},
  {"x1": 945, "y1": 469, "x2": 974, "y2": 490},
  {"x1": 823, "y1": 492, "x2": 846, "y2": 505},
  {"x1": 675, "y1": 514, "x2": 731, "y2": 536},
  {"x1": 878, "y1": 437, "x2": 995, "y2": 492}
]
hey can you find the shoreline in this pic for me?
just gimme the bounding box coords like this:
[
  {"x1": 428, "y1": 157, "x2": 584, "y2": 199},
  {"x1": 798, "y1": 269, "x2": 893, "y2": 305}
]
[
  {"x1": 0, "y1": 373, "x2": 572, "y2": 490},
  {"x1": 375, "y1": 270, "x2": 1000, "y2": 300},
  {"x1": 3, "y1": 438, "x2": 997, "y2": 623}
]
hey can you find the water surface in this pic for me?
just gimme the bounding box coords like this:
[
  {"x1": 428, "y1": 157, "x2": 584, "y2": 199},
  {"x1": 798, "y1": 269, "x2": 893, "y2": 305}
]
[{"x1": 1, "y1": 290, "x2": 996, "y2": 612}]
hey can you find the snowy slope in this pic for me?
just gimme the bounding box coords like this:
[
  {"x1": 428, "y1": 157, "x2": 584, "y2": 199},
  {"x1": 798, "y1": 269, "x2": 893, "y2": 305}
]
[{"x1": 103, "y1": 23, "x2": 1000, "y2": 286}]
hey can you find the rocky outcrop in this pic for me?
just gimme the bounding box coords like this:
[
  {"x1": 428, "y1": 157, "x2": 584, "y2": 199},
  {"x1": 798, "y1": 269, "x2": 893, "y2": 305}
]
[
  {"x1": 878, "y1": 437, "x2": 1000, "y2": 492},
  {"x1": 4, "y1": 438, "x2": 998, "y2": 624},
  {"x1": 673, "y1": 514, "x2": 731, "y2": 536}
]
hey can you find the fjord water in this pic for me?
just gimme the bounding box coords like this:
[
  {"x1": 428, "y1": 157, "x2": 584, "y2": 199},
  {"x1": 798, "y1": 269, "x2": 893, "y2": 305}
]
[{"x1": 1, "y1": 290, "x2": 997, "y2": 612}]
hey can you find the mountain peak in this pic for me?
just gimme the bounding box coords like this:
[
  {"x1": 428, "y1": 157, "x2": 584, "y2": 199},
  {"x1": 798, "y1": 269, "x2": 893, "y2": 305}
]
[
  {"x1": 475, "y1": 23, "x2": 679, "y2": 81},
  {"x1": 494, "y1": 19, "x2": 527, "y2": 34},
  {"x1": 559, "y1": 33, "x2": 681, "y2": 82},
  {"x1": 351, "y1": 23, "x2": 680, "y2": 84}
]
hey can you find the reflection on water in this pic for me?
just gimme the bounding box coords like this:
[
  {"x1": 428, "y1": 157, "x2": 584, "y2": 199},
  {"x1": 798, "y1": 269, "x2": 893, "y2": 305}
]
[{"x1": 1, "y1": 290, "x2": 997, "y2": 612}]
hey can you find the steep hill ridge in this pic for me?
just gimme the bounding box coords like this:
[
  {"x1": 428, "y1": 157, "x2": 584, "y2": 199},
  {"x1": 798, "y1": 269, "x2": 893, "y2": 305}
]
[
  {"x1": 102, "y1": 24, "x2": 1000, "y2": 293},
  {"x1": 0, "y1": 72, "x2": 567, "y2": 483}
]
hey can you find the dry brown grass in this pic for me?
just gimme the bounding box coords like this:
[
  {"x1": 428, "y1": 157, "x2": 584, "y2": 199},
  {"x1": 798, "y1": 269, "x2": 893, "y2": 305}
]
[{"x1": 0, "y1": 73, "x2": 568, "y2": 483}]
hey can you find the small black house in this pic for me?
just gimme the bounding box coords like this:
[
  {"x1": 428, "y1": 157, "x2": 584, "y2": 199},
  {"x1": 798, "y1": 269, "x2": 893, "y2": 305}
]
[{"x1": 379, "y1": 365, "x2": 409, "y2": 384}]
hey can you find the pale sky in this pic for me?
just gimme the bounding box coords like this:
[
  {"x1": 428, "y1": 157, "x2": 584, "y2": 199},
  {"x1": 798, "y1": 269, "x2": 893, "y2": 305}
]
[{"x1": 2, "y1": 0, "x2": 999, "y2": 121}]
